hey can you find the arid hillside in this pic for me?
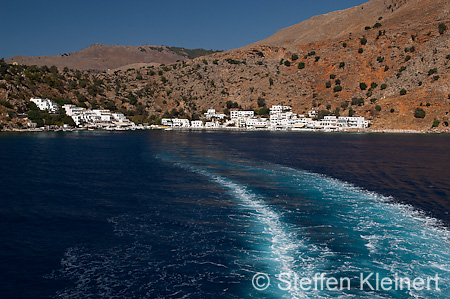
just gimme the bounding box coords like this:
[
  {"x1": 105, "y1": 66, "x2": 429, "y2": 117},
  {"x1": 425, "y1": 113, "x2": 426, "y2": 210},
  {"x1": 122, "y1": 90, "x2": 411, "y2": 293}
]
[
  {"x1": 1, "y1": 0, "x2": 450, "y2": 131},
  {"x1": 6, "y1": 44, "x2": 221, "y2": 71}
]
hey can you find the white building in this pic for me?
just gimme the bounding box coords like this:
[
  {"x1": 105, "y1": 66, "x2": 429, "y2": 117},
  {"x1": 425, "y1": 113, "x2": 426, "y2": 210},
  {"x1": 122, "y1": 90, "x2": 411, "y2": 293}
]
[
  {"x1": 230, "y1": 110, "x2": 254, "y2": 119},
  {"x1": 191, "y1": 120, "x2": 204, "y2": 128},
  {"x1": 205, "y1": 121, "x2": 220, "y2": 128},
  {"x1": 270, "y1": 105, "x2": 292, "y2": 114},
  {"x1": 62, "y1": 104, "x2": 135, "y2": 128},
  {"x1": 204, "y1": 109, "x2": 225, "y2": 120},
  {"x1": 246, "y1": 117, "x2": 268, "y2": 129},
  {"x1": 337, "y1": 116, "x2": 369, "y2": 129},
  {"x1": 30, "y1": 97, "x2": 59, "y2": 113},
  {"x1": 321, "y1": 116, "x2": 338, "y2": 127},
  {"x1": 308, "y1": 109, "x2": 318, "y2": 118},
  {"x1": 161, "y1": 118, "x2": 190, "y2": 127},
  {"x1": 269, "y1": 106, "x2": 299, "y2": 129}
]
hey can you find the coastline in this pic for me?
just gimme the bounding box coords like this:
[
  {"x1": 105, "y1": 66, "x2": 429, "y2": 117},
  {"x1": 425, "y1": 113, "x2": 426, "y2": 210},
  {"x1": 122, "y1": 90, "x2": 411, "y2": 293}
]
[{"x1": 2, "y1": 126, "x2": 449, "y2": 134}]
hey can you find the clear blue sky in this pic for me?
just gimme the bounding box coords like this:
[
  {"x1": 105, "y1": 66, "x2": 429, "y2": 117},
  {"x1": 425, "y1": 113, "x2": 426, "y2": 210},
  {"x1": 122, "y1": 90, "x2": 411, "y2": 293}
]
[{"x1": 1, "y1": 0, "x2": 368, "y2": 59}]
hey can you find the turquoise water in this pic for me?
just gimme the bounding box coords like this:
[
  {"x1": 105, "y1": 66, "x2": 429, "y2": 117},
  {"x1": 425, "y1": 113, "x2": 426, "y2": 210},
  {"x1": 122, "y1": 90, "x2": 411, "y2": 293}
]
[{"x1": 0, "y1": 131, "x2": 449, "y2": 298}]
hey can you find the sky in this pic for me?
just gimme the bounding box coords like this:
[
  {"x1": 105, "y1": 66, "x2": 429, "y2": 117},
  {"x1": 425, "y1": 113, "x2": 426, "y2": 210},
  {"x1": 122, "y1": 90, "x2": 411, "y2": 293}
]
[{"x1": 1, "y1": 0, "x2": 368, "y2": 59}]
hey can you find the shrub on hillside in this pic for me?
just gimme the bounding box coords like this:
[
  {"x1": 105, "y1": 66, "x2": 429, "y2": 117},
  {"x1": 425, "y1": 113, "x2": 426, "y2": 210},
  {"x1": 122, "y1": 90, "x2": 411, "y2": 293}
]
[
  {"x1": 414, "y1": 108, "x2": 426, "y2": 118},
  {"x1": 359, "y1": 82, "x2": 367, "y2": 90},
  {"x1": 438, "y1": 23, "x2": 447, "y2": 35},
  {"x1": 351, "y1": 97, "x2": 364, "y2": 106}
]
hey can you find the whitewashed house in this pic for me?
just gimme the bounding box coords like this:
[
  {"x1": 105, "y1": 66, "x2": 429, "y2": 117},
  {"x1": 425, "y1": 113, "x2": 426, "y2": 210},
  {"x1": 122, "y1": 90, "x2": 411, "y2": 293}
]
[
  {"x1": 162, "y1": 118, "x2": 190, "y2": 127},
  {"x1": 30, "y1": 97, "x2": 59, "y2": 113},
  {"x1": 337, "y1": 116, "x2": 369, "y2": 129},
  {"x1": 230, "y1": 110, "x2": 254, "y2": 119},
  {"x1": 204, "y1": 109, "x2": 225, "y2": 120},
  {"x1": 270, "y1": 105, "x2": 292, "y2": 114},
  {"x1": 191, "y1": 120, "x2": 204, "y2": 128}
]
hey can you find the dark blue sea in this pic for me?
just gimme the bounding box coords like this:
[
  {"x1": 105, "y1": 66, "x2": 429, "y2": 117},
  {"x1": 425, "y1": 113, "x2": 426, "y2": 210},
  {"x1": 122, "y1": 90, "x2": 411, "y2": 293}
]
[{"x1": 1, "y1": 131, "x2": 450, "y2": 298}]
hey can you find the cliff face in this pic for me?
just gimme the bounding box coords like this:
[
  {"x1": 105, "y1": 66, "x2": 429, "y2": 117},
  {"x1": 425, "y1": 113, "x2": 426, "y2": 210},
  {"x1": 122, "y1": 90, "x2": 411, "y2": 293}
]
[{"x1": 1, "y1": 0, "x2": 450, "y2": 131}]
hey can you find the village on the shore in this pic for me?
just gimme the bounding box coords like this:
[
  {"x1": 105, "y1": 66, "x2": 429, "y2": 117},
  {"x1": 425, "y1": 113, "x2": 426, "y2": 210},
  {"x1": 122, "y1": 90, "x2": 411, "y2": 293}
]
[
  {"x1": 162, "y1": 106, "x2": 369, "y2": 131},
  {"x1": 24, "y1": 97, "x2": 370, "y2": 132}
]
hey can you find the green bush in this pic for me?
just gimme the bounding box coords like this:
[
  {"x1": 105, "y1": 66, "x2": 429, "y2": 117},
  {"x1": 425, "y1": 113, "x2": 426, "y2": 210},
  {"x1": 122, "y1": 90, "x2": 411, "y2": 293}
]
[
  {"x1": 400, "y1": 89, "x2": 407, "y2": 95},
  {"x1": 373, "y1": 23, "x2": 382, "y2": 28},
  {"x1": 0, "y1": 101, "x2": 12, "y2": 109},
  {"x1": 428, "y1": 68, "x2": 437, "y2": 76},
  {"x1": 375, "y1": 105, "x2": 382, "y2": 111},
  {"x1": 414, "y1": 108, "x2": 426, "y2": 118},
  {"x1": 358, "y1": 48, "x2": 364, "y2": 53},
  {"x1": 257, "y1": 97, "x2": 266, "y2": 107},
  {"x1": 432, "y1": 119, "x2": 440, "y2": 127},
  {"x1": 298, "y1": 62, "x2": 305, "y2": 69},
  {"x1": 360, "y1": 37, "x2": 368, "y2": 45},
  {"x1": 339, "y1": 62, "x2": 345, "y2": 68},
  {"x1": 330, "y1": 74, "x2": 336, "y2": 79},
  {"x1": 284, "y1": 60, "x2": 291, "y2": 67},
  {"x1": 333, "y1": 85, "x2": 343, "y2": 92},
  {"x1": 255, "y1": 106, "x2": 270, "y2": 116},
  {"x1": 380, "y1": 83, "x2": 387, "y2": 90},
  {"x1": 359, "y1": 82, "x2": 367, "y2": 90},
  {"x1": 438, "y1": 23, "x2": 447, "y2": 35},
  {"x1": 365, "y1": 26, "x2": 371, "y2": 30},
  {"x1": 343, "y1": 43, "x2": 347, "y2": 48},
  {"x1": 351, "y1": 97, "x2": 364, "y2": 106},
  {"x1": 370, "y1": 82, "x2": 378, "y2": 89},
  {"x1": 225, "y1": 58, "x2": 241, "y2": 65},
  {"x1": 326, "y1": 81, "x2": 332, "y2": 88},
  {"x1": 291, "y1": 54, "x2": 299, "y2": 61},
  {"x1": 348, "y1": 107, "x2": 355, "y2": 117},
  {"x1": 390, "y1": 108, "x2": 395, "y2": 113}
]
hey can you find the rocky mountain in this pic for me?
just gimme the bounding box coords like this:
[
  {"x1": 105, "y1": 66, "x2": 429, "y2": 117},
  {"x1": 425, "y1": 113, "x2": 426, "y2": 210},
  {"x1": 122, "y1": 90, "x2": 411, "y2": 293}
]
[
  {"x1": 1, "y1": 0, "x2": 450, "y2": 131},
  {"x1": 6, "y1": 44, "x2": 221, "y2": 71},
  {"x1": 248, "y1": 0, "x2": 450, "y2": 49}
]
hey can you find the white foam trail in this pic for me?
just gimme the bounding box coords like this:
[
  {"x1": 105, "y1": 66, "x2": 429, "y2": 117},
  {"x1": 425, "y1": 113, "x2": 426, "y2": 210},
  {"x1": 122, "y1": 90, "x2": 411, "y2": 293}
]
[
  {"x1": 265, "y1": 164, "x2": 450, "y2": 297},
  {"x1": 170, "y1": 161, "x2": 331, "y2": 298}
]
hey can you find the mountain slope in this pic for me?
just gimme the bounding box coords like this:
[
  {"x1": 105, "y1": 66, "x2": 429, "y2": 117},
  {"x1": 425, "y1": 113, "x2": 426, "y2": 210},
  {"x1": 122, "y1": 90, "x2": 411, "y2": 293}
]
[
  {"x1": 249, "y1": 0, "x2": 450, "y2": 49},
  {"x1": 6, "y1": 44, "x2": 221, "y2": 71}
]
